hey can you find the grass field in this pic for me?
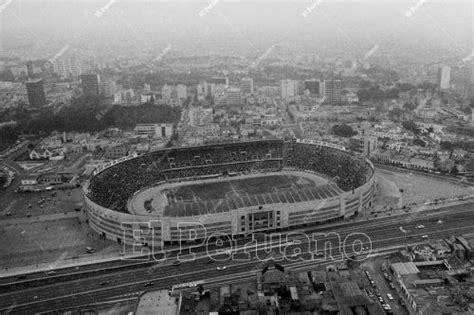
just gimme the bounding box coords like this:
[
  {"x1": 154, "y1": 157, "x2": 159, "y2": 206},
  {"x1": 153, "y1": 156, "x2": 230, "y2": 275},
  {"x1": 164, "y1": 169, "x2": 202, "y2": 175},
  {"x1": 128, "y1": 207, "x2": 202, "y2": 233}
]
[{"x1": 165, "y1": 174, "x2": 319, "y2": 203}]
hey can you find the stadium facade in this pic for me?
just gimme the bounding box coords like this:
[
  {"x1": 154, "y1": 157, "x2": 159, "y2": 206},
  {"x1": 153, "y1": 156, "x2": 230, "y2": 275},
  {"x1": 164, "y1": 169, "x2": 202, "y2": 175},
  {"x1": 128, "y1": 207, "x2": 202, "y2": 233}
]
[{"x1": 83, "y1": 139, "x2": 375, "y2": 247}]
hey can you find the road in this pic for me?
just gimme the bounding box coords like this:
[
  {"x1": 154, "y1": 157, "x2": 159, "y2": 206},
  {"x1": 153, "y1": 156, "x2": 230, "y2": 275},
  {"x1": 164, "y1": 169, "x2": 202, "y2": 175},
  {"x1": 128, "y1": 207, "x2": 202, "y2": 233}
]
[{"x1": 0, "y1": 202, "x2": 473, "y2": 314}]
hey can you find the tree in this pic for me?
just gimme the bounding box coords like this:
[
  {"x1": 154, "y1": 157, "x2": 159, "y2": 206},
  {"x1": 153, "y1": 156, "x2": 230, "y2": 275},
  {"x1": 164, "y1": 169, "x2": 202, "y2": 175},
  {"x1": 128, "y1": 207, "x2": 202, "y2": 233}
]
[
  {"x1": 403, "y1": 102, "x2": 416, "y2": 111},
  {"x1": 402, "y1": 120, "x2": 419, "y2": 135},
  {"x1": 450, "y1": 166, "x2": 459, "y2": 175},
  {"x1": 465, "y1": 159, "x2": 474, "y2": 172},
  {"x1": 332, "y1": 124, "x2": 357, "y2": 138}
]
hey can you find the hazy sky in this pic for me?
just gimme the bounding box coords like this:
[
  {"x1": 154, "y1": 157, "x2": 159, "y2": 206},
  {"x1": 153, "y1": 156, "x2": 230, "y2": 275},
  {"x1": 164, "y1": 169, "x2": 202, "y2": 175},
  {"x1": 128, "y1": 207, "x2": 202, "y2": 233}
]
[{"x1": 0, "y1": 0, "x2": 472, "y2": 58}]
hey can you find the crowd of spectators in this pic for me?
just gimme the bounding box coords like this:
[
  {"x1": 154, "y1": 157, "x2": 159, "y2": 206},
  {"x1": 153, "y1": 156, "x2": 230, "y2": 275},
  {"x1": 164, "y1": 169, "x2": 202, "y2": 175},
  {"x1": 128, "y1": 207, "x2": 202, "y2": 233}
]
[
  {"x1": 287, "y1": 143, "x2": 371, "y2": 192},
  {"x1": 86, "y1": 140, "x2": 371, "y2": 212}
]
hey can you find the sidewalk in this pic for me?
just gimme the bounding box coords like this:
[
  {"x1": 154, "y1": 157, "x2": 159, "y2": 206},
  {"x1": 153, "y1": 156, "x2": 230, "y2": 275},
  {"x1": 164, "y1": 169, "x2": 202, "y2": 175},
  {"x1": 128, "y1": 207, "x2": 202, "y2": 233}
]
[{"x1": 0, "y1": 211, "x2": 81, "y2": 227}]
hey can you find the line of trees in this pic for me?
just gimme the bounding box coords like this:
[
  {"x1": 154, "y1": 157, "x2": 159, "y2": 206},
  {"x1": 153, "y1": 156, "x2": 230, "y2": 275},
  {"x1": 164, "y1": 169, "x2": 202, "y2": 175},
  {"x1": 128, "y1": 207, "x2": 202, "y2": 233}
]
[{"x1": 0, "y1": 100, "x2": 181, "y2": 146}]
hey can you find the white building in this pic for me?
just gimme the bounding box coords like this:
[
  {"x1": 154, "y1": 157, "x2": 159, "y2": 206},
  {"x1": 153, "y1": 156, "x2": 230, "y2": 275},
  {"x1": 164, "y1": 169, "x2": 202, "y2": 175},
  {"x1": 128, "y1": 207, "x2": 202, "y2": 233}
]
[
  {"x1": 281, "y1": 80, "x2": 296, "y2": 100},
  {"x1": 437, "y1": 66, "x2": 451, "y2": 90},
  {"x1": 134, "y1": 123, "x2": 173, "y2": 138},
  {"x1": 176, "y1": 84, "x2": 187, "y2": 99}
]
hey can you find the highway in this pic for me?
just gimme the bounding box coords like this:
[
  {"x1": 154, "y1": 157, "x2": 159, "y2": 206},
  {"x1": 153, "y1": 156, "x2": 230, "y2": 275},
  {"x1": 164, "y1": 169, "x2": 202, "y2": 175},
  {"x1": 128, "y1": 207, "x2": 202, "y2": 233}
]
[
  {"x1": 0, "y1": 202, "x2": 473, "y2": 314},
  {"x1": 2, "y1": 201, "x2": 472, "y2": 287}
]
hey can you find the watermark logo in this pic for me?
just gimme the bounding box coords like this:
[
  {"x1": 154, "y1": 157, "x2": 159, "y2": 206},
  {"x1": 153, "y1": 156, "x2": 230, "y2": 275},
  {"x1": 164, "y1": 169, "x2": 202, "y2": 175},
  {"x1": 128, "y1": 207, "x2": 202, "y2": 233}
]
[
  {"x1": 198, "y1": 0, "x2": 219, "y2": 18},
  {"x1": 95, "y1": 0, "x2": 116, "y2": 19},
  {"x1": 120, "y1": 221, "x2": 373, "y2": 264},
  {"x1": 0, "y1": 0, "x2": 12, "y2": 13},
  {"x1": 250, "y1": 45, "x2": 275, "y2": 69},
  {"x1": 363, "y1": 45, "x2": 379, "y2": 61},
  {"x1": 44, "y1": 44, "x2": 70, "y2": 69},
  {"x1": 95, "y1": 104, "x2": 114, "y2": 121},
  {"x1": 458, "y1": 49, "x2": 474, "y2": 66},
  {"x1": 302, "y1": 0, "x2": 323, "y2": 18},
  {"x1": 153, "y1": 44, "x2": 172, "y2": 63},
  {"x1": 405, "y1": 0, "x2": 427, "y2": 18}
]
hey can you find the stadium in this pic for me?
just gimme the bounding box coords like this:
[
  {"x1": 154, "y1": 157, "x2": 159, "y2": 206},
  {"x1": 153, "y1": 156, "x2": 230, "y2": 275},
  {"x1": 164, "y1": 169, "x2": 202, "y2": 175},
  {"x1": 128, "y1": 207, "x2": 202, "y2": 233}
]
[{"x1": 83, "y1": 139, "x2": 375, "y2": 247}]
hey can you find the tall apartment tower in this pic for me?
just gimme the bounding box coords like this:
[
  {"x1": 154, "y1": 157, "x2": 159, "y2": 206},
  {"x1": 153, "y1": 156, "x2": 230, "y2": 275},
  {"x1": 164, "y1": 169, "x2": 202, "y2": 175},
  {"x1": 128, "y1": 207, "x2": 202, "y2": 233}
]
[
  {"x1": 280, "y1": 79, "x2": 297, "y2": 100},
  {"x1": 80, "y1": 73, "x2": 100, "y2": 97},
  {"x1": 241, "y1": 77, "x2": 254, "y2": 95},
  {"x1": 25, "y1": 79, "x2": 46, "y2": 108},
  {"x1": 437, "y1": 66, "x2": 451, "y2": 90},
  {"x1": 26, "y1": 61, "x2": 35, "y2": 78},
  {"x1": 324, "y1": 79, "x2": 343, "y2": 104}
]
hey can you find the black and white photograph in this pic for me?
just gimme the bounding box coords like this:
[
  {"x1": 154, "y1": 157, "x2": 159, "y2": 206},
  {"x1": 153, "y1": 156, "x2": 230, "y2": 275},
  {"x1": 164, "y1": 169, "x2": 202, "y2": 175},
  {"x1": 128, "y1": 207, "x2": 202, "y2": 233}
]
[{"x1": 0, "y1": 0, "x2": 473, "y2": 314}]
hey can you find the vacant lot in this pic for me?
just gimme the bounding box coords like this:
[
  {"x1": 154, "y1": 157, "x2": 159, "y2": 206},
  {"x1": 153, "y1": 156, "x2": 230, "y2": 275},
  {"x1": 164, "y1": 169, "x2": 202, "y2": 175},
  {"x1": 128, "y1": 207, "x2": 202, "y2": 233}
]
[
  {"x1": 375, "y1": 168, "x2": 473, "y2": 209},
  {"x1": 0, "y1": 214, "x2": 120, "y2": 269}
]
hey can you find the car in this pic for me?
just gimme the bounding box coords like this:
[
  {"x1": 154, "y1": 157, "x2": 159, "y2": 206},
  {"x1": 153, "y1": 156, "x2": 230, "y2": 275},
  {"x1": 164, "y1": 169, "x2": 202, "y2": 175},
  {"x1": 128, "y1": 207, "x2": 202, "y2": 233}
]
[
  {"x1": 145, "y1": 282, "x2": 154, "y2": 287},
  {"x1": 206, "y1": 259, "x2": 215, "y2": 264},
  {"x1": 46, "y1": 270, "x2": 56, "y2": 276},
  {"x1": 422, "y1": 235, "x2": 429, "y2": 239},
  {"x1": 382, "y1": 303, "x2": 391, "y2": 310},
  {"x1": 172, "y1": 260, "x2": 181, "y2": 266},
  {"x1": 216, "y1": 266, "x2": 227, "y2": 271},
  {"x1": 5, "y1": 211, "x2": 11, "y2": 216},
  {"x1": 370, "y1": 280, "x2": 376, "y2": 288},
  {"x1": 378, "y1": 296, "x2": 384, "y2": 303},
  {"x1": 85, "y1": 247, "x2": 95, "y2": 254},
  {"x1": 99, "y1": 281, "x2": 109, "y2": 286},
  {"x1": 26, "y1": 212, "x2": 31, "y2": 217},
  {"x1": 389, "y1": 282, "x2": 395, "y2": 289},
  {"x1": 386, "y1": 293, "x2": 394, "y2": 300},
  {"x1": 416, "y1": 225, "x2": 425, "y2": 229}
]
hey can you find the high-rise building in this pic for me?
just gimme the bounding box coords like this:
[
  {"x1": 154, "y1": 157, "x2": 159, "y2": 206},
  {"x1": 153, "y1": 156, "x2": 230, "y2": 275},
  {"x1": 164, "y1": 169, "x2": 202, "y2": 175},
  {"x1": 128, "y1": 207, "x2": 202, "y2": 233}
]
[
  {"x1": 52, "y1": 55, "x2": 96, "y2": 79},
  {"x1": 304, "y1": 79, "x2": 321, "y2": 96},
  {"x1": 226, "y1": 87, "x2": 242, "y2": 106},
  {"x1": 100, "y1": 80, "x2": 117, "y2": 98},
  {"x1": 80, "y1": 73, "x2": 100, "y2": 97},
  {"x1": 241, "y1": 77, "x2": 254, "y2": 95},
  {"x1": 324, "y1": 79, "x2": 343, "y2": 103},
  {"x1": 25, "y1": 79, "x2": 46, "y2": 108},
  {"x1": 176, "y1": 84, "x2": 187, "y2": 99},
  {"x1": 437, "y1": 66, "x2": 451, "y2": 90},
  {"x1": 26, "y1": 61, "x2": 34, "y2": 78},
  {"x1": 280, "y1": 80, "x2": 297, "y2": 99}
]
